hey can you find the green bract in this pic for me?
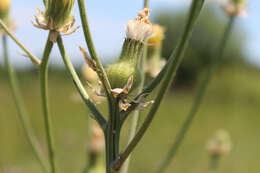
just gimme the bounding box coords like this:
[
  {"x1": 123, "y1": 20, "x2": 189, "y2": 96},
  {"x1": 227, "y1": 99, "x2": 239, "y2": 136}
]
[
  {"x1": 106, "y1": 39, "x2": 143, "y2": 90},
  {"x1": 45, "y1": 0, "x2": 75, "y2": 30}
]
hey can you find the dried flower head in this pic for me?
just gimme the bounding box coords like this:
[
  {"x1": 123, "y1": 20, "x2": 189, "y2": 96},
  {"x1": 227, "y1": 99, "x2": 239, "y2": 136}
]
[
  {"x1": 219, "y1": 0, "x2": 247, "y2": 17},
  {"x1": 32, "y1": 0, "x2": 79, "y2": 42},
  {"x1": 206, "y1": 129, "x2": 232, "y2": 156},
  {"x1": 126, "y1": 8, "x2": 153, "y2": 42},
  {"x1": 0, "y1": 0, "x2": 10, "y2": 22}
]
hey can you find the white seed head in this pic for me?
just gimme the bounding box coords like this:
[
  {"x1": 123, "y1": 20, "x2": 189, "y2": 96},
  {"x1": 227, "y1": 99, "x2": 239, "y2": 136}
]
[
  {"x1": 126, "y1": 8, "x2": 153, "y2": 42},
  {"x1": 206, "y1": 129, "x2": 232, "y2": 156}
]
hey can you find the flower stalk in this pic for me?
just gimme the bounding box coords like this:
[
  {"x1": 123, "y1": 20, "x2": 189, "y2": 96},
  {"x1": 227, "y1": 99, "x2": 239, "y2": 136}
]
[
  {"x1": 2, "y1": 35, "x2": 50, "y2": 173},
  {"x1": 0, "y1": 19, "x2": 41, "y2": 66},
  {"x1": 40, "y1": 32, "x2": 56, "y2": 173},
  {"x1": 155, "y1": 15, "x2": 236, "y2": 173},
  {"x1": 112, "y1": 0, "x2": 205, "y2": 171},
  {"x1": 77, "y1": 0, "x2": 114, "y2": 106},
  {"x1": 56, "y1": 35, "x2": 107, "y2": 130}
]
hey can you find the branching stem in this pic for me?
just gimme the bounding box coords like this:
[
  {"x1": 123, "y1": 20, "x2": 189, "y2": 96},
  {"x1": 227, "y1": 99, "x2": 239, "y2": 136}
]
[
  {"x1": 0, "y1": 19, "x2": 41, "y2": 67},
  {"x1": 112, "y1": 0, "x2": 205, "y2": 170},
  {"x1": 155, "y1": 16, "x2": 236, "y2": 173},
  {"x1": 56, "y1": 35, "x2": 107, "y2": 130}
]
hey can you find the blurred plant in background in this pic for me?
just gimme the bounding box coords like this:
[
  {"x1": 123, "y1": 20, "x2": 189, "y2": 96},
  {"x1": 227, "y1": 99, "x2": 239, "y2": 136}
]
[{"x1": 153, "y1": 5, "x2": 247, "y2": 87}]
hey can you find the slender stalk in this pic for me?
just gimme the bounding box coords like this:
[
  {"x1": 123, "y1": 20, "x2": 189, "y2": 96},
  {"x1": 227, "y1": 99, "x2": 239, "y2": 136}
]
[
  {"x1": 119, "y1": 42, "x2": 148, "y2": 173},
  {"x1": 112, "y1": 0, "x2": 205, "y2": 170},
  {"x1": 0, "y1": 19, "x2": 41, "y2": 67},
  {"x1": 144, "y1": 0, "x2": 149, "y2": 8},
  {"x1": 155, "y1": 16, "x2": 235, "y2": 173},
  {"x1": 208, "y1": 155, "x2": 220, "y2": 173},
  {"x1": 2, "y1": 35, "x2": 50, "y2": 173},
  {"x1": 40, "y1": 32, "x2": 56, "y2": 173},
  {"x1": 77, "y1": 0, "x2": 113, "y2": 104},
  {"x1": 56, "y1": 35, "x2": 107, "y2": 130}
]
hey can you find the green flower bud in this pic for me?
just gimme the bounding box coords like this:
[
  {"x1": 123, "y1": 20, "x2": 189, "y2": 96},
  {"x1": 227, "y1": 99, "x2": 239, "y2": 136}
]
[
  {"x1": 45, "y1": 0, "x2": 75, "y2": 30},
  {"x1": 0, "y1": 0, "x2": 10, "y2": 22},
  {"x1": 106, "y1": 39, "x2": 143, "y2": 90},
  {"x1": 106, "y1": 9, "x2": 152, "y2": 92},
  {"x1": 33, "y1": 0, "x2": 78, "y2": 42}
]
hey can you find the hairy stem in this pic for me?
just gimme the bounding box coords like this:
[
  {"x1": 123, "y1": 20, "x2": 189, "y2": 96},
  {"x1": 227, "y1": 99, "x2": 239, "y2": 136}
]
[
  {"x1": 2, "y1": 35, "x2": 50, "y2": 173},
  {"x1": 112, "y1": 0, "x2": 205, "y2": 170},
  {"x1": 0, "y1": 19, "x2": 41, "y2": 66},
  {"x1": 40, "y1": 33, "x2": 56, "y2": 173},
  {"x1": 155, "y1": 16, "x2": 235, "y2": 173},
  {"x1": 56, "y1": 35, "x2": 107, "y2": 130}
]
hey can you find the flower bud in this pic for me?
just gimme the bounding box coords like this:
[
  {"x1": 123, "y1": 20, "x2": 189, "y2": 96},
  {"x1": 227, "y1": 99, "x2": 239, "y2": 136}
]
[
  {"x1": 106, "y1": 8, "x2": 152, "y2": 91},
  {"x1": 45, "y1": 0, "x2": 75, "y2": 30},
  {"x1": 0, "y1": 0, "x2": 10, "y2": 22},
  {"x1": 33, "y1": 0, "x2": 78, "y2": 42},
  {"x1": 206, "y1": 129, "x2": 232, "y2": 157}
]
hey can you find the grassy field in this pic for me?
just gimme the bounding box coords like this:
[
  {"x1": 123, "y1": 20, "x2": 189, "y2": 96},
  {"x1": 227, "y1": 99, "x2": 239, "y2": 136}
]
[{"x1": 0, "y1": 65, "x2": 260, "y2": 173}]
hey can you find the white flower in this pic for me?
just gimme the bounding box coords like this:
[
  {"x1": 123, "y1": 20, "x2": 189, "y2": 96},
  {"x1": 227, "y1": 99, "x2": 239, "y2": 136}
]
[{"x1": 126, "y1": 8, "x2": 153, "y2": 42}]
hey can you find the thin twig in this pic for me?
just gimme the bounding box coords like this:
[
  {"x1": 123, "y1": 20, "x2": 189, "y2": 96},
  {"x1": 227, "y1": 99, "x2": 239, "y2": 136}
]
[
  {"x1": 155, "y1": 16, "x2": 236, "y2": 173},
  {"x1": 56, "y1": 35, "x2": 107, "y2": 130},
  {"x1": 2, "y1": 35, "x2": 50, "y2": 173},
  {"x1": 112, "y1": 0, "x2": 205, "y2": 171},
  {"x1": 0, "y1": 19, "x2": 41, "y2": 67},
  {"x1": 40, "y1": 32, "x2": 56, "y2": 173}
]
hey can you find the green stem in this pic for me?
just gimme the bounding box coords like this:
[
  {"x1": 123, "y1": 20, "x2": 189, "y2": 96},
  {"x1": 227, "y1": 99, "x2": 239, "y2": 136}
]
[
  {"x1": 155, "y1": 16, "x2": 235, "y2": 173},
  {"x1": 77, "y1": 0, "x2": 113, "y2": 104},
  {"x1": 40, "y1": 32, "x2": 56, "y2": 173},
  {"x1": 119, "y1": 42, "x2": 148, "y2": 173},
  {"x1": 0, "y1": 19, "x2": 41, "y2": 67},
  {"x1": 2, "y1": 36, "x2": 50, "y2": 173},
  {"x1": 56, "y1": 35, "x2": 107, "y2": 130},
  {"x1": 208, "y1": 155, "x2": 220, "y2": 173},
  {"x1": 112, "y1": 0, "x2": 205, "y2": 171},
  {"x1": 144, "y1": 0, "x2": 149, "y2": 8}
]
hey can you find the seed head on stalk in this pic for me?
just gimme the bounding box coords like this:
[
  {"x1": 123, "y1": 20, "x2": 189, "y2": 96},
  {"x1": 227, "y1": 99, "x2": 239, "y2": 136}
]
[
  {"x1": 206, "y1": 129, "x2": 232, "y2": 157},
  {"x1": 218, "y1": 0, "x2": 247, "y2": 17},
  {"x1": 32, "y1": 0, "x2": 79, "y2": 42}
]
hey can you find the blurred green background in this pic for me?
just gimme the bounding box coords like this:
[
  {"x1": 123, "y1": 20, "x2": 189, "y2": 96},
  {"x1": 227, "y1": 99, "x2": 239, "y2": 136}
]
[{"x1": 1, "y1": 2, "x2": 260, "y2": 173}]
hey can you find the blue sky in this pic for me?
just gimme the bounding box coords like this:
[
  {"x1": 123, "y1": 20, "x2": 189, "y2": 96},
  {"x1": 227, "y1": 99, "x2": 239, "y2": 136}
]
[{"x1": 0, "y1": 0, "x2": 259, "y2": 68}]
